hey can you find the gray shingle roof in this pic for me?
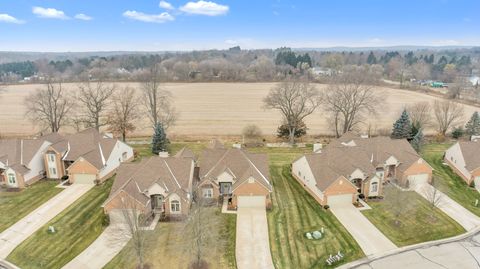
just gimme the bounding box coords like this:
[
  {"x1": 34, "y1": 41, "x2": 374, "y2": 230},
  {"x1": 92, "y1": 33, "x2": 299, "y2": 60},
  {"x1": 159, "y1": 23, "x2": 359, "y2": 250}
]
[
  {"x1": 458, "y1": 141, "x2": 480, "y2": 172},
  {"x1": 303, "y1": 134, "x2": 422, "y2": 191}
]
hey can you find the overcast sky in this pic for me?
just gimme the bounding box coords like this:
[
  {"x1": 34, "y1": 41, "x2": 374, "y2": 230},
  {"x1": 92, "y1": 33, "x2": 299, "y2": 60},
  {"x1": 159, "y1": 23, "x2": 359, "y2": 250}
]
[{"x1": 0, "y1": 0, "x2": 478, "y2": 52}]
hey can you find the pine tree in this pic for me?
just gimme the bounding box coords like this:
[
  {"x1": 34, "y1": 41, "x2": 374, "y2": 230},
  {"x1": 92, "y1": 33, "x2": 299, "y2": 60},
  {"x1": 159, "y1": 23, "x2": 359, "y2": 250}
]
[
  {"x1": 151, "y1": 123, "x2": 169, "y2": 154},
  {"x1": 465, "y1": 111, "x2": 480, "y2": 137},
  {"x1": 411, "y1": 128, "x2": 424, "y2": 152},
  {"x1": 367, "y1": 51, "x2": 377, "y2": 64},
  {"x1": 391, "y1": 109, "x2": 413, "y2": 139}
]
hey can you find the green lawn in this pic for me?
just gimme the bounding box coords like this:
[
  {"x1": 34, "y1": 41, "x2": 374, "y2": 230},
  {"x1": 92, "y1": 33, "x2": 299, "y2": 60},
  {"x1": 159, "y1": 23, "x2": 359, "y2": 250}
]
[
  {"x1": 7, "y1": 179, "x2": 113, "y2": 269},
  {"x1": 268, "y1": 166, "x2": 364, "y2": 269},
  {"x1": 362, "y1": 190, "x2": 465, "y2": 246},
  {"x1": 421, "y1": 143, "x2": 480, "y2": 216},
  {"x1": 105, "y1": 208, "x2": 236, "y2": 269},
  {"x1": 0, "y1": 180, "x2": 62, "y2": 233},
  {"x1": 130, "y1": 141, "x2": 208, "y2": 161}
]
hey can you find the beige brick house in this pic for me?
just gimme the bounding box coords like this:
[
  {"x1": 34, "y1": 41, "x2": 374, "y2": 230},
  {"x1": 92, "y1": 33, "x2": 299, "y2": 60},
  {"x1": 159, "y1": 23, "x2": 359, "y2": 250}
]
[
  {"x1": 102, "y1": 149, "x2": 195, "y2": 219},
  {"x1": 198, "y1": 140, "x2": 272, "y2": 209},
  {"x1": 292, "y1": 133, "x2": 433, "y2": 206},
  {"x1": 43, "y1": 128, "x2": 134, "y2": 184}
]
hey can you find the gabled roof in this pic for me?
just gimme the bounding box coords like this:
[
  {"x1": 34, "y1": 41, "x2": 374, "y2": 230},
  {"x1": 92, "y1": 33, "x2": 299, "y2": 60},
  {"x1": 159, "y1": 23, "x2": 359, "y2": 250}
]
[
  {"x1": 458, "y1": 140, "x2": 480, "y2": 172},
  {"x1": 302, "y1": 134, "x2": 423, "y2": 191},
  {"x1": 199, "y1": 147, "x2": 272, "y2": 192},
  {"x1": 49, "y1": 128, "x2": 123, "y2": 170},
  {"x1": 105, "y1": 154, "x2": 195, "y2": 207},
  {"x1": 0, "y1": 137, "x2": 49, "y2": 175}
]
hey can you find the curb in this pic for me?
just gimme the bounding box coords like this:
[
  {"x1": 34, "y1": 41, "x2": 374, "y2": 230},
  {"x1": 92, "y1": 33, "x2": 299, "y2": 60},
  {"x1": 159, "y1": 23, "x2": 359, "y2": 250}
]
[
  {"x1": 337, "y1": 226, "x2": 480, "y2": 269},
  {"x1": 0, "y1": 260, "x2": 20, "y2": 269}
]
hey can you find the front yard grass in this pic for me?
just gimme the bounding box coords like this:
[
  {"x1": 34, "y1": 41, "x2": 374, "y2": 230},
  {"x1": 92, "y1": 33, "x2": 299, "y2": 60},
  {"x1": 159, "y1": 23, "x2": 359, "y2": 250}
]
[
  {"x1": 0, "y1": 180, "x2": 62, "y2": 233},
  {"x1": 268, "y1": 165, "x2": 364, "y2": 269},
  {"x1": 362, "y1": 191, "x2": 465, "y2": 246},
  {"x1": 104, "y1": 207, "x2": 236, "y2": 269},
  {"x1": 7, "y1": 179, "x2": 113, "y2": 269},
  {"x1": 422, "y1": 143, "x2": 480, "y2": 216}
]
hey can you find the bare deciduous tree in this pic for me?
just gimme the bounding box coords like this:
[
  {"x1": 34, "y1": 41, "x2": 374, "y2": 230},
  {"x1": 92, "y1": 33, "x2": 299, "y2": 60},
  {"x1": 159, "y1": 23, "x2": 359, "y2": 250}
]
[
  {"x1": 76, "y1": 81, "x2": 115, "y2": 130},
  {"x1": 448, "y1": 76, "x2": 470, "y2": 99},
  {"x1": 263, "y1": 78, "x2": 321, "y2": 144},
  {"x1": 407, "y1": 102, "x2": 432, "y2": 129},
  {"x1": 383, "y1": 184, "x2": 414, "y2": 226},
  {"x1": 323, "y1": 65, "x2": 381, "y2": 137},
  {"x1": 107, "y1": 86, "x2": 141, "y2": 142},
  {"x1": 141, "y1": 64, "x2": 177, "y2": 129},
  {"x1": 116, "y1": 192, "x2": 151, "y2": 269},
  {"x1": 433, "y1": 100, "x2": 464, "y2": 136},
  {"x1": 184, "y1": 188, "x2": 223, "y2": 269},
  {"x1": 242, "y1": 124, "x2": 263, "y2": 143},
  {"x1": 25, "y1": 81, "x2": 72, "y2": 133}
]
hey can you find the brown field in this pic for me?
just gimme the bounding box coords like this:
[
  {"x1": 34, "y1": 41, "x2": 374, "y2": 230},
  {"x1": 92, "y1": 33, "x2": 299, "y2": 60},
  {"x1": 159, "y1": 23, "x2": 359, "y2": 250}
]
[{"x1": 0, "y1": 82, "x2": 478, "y2": 137}]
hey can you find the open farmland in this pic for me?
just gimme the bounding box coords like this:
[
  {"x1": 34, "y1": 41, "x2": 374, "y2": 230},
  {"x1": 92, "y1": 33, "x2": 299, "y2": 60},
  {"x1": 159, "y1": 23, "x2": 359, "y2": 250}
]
[{"x1": 0, "y1": 82, "x2": 478, "y2": 137}]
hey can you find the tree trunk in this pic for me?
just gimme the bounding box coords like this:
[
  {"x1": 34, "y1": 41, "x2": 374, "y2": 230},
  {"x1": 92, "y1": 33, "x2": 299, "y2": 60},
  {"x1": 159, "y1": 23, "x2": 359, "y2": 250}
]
[{"x1": 289, "y1": 126, "x2": 296, "y2": 145}]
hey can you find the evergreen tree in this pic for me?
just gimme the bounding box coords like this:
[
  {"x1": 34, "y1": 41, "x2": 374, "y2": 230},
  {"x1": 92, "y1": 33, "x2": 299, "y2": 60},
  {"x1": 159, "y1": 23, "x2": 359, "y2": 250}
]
[
  {"x1": 367, "y1": 51, "x2": 377, "y2": 64},
  {"x1": 151, "y1": 123, "x2": 169, "y2": 154},
  {"x1": 465, "y1": 111, "x2": 480, "y2": 136},
  {"x1": 391, "y1": 109, "x2": 413, "y2": 139},
  {"x1": 452, "y1": 126, "x2": 464, "y2": 139},
  {"x1": 411, "y1": 128, "x2": 424, "y2": 152}
]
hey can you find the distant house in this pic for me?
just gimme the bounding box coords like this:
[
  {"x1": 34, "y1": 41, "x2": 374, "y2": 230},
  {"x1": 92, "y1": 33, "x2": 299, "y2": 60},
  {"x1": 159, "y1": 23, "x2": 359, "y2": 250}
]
[
  {"x1": 102, "y1": 151, "x2": 195, "y2": 220},
  {"x1": 310, "y1": 67, "x2": 333, "y2": 76},
  {"x1": 43, "y1": 128, "x2": 134, "y2": 184},
  {"x1": 197, "y1": 140, "x2": 273, "y2": 209},
  {"x1": 445, "y1": 140, "x2": 480, "y2": 187},
  {"x1": 291, "y1": 133, "x2": 433, "y2": 206},
  {"x1": 0, "y1": 137, "x2": 55, "y2": 188}
]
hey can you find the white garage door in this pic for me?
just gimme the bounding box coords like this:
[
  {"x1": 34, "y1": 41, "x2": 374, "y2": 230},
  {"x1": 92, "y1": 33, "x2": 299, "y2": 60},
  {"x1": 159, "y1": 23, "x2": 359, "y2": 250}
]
[
  {"x1": 408, "y1": 174, "x2": 429, "y2": 190},
  {"x1": 328, "y1": 194, "x2": 354, "y2": 207},
  {"x1": 237, "y1": 196, "x2": 265, "y2": 208},
  {"x1": 73, "y1": 174, "x2": 96, "y2": 184}
]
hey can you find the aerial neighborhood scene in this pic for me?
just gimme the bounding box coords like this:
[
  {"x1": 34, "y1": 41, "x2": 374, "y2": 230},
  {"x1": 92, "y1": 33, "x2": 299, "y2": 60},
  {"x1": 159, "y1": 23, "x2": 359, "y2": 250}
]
[{"x1": 2, "y1": 1, "x2": 480, "y2": 269}]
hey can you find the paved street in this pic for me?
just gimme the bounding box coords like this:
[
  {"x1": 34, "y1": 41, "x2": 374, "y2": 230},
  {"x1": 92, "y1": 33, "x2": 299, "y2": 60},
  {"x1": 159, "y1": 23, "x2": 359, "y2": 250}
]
[{"x1": 352, "y1": 232, "x2": 480, "y2": 269}]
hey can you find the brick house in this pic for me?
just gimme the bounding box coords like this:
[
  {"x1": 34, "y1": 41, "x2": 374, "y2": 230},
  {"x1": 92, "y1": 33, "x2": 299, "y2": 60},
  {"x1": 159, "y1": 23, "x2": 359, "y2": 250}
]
[
  {"x1": 197, "y1": 140, "x2": 272, "y2": 209},
  {"x1": 291, "y1": 133, "x2": 433, "y2": 206},
  {"x1": 102, "y1": 149, "x2": 195, "y2": 220},
  {"x1": 43, "y1": 128, "x2": 134, "y2": 184}
]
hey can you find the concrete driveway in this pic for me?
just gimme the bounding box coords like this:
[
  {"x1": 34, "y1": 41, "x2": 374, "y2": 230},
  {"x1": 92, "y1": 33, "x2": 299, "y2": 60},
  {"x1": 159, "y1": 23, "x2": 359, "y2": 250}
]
[
  {"x1": 236, "y1": 201, "x2": 274, "y2": 269},
  {"x1": 415, "y1": 184, "x2": 480, "y2": 231},
  {"x1": 62, "y1": 210, "x2": 131, "y2": 269},
  {"x1": 0, "y1": 184, "x2": 93, "y2": 259},
  {"x1": 351, "y1": 231, "x2": 480, "y2": 269},
  {"x1": 330, "y1": 203, "x2": 397, "y2": 256}
]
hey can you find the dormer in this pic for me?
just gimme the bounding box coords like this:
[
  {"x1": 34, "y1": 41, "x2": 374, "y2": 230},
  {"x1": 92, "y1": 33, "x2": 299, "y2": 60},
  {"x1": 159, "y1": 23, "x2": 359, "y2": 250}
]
[
  {"x1": 349, "y1": 168, "x2": 367, "y2": 181},
  {"x1": 385, "y1": 155, "x2": 399, "y2": 166},
  {"x1": 216, "y1": 168, "x2": 235, "y2": 183},
  {"x1": 146, "y1": 182, "x2": 168, "y2": 196}
]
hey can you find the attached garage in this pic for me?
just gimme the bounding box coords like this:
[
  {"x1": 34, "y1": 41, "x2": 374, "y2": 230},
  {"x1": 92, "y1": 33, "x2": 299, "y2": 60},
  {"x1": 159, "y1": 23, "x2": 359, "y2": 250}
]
[
  {"x1": 327, "y1": 194, "x2": 354, "y2": 207},
  {"x1": 408, "y1": 173, "x2": 429, "y2": 190},
  {"x1": 73, "y1": 174, "x2": 96, "y2": 184},
  {"x1": 237, "y1": 195, "x2": 265, "y2": 208}
]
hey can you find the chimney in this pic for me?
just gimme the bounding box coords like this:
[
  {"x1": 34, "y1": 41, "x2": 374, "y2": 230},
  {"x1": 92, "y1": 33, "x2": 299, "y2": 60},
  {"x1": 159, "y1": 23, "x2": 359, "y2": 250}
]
[
  {"x1": 232, "y1": 143, "x2": 242, "y2": 149},
  {"x1": 313, "y1": 143, "x2": 322, "y2": 153},
  {"x1": 158, "y1": 151, "x2": 169, "y2": 158}
]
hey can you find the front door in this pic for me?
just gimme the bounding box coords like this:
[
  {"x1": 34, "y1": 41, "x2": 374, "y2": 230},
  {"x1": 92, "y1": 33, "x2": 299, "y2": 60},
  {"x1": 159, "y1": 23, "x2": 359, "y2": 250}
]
[
  {"x1": 219, "y1": 182, "x2": 232, "y2": 195},
  {"x1": 151, "y1": 194, "x2": 164, "y2": 212}
]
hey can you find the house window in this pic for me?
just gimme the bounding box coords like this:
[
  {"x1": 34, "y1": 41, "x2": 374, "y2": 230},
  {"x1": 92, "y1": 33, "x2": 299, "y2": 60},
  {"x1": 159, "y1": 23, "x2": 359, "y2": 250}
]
[
  {"x1": 371, "y1": 182, "x2": 378, "y2": 192},
  {"x1": 7, "y1": 173, "x2": 15, "y2": 184},
  {"x1": 49, "y1": 167, "x2": 57, "y2": 176},
  {"x1": 48, "y1": 154, "x2": 55, "y2": 163},
  {"x1": 170, "y1": 200, "x2": 180, "y2": 212},
  {"x1": 298, "y1": 171, "x2": 302, "y2": 177},
  {"x1": 248, "y1": 177, "x2": 255, "y2": 183},
  {"x1": 203, "y1": 188, "x2": 213, "y2": 198}
]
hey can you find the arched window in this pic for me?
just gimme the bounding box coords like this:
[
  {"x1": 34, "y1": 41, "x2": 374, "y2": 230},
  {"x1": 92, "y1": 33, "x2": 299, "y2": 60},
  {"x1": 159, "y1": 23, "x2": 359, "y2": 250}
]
[{"x1": 170, "y1": 200, "x2": 180, "y2": 213}]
